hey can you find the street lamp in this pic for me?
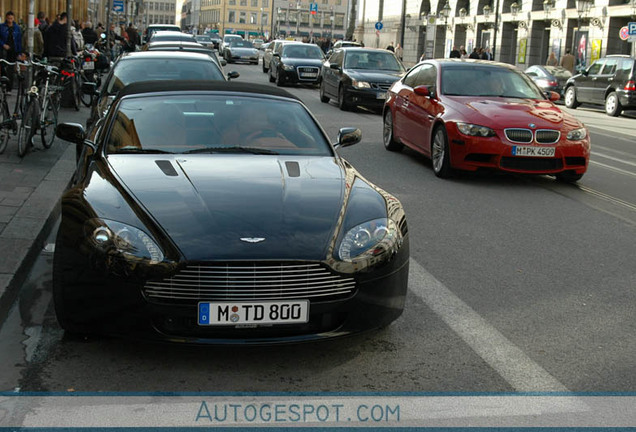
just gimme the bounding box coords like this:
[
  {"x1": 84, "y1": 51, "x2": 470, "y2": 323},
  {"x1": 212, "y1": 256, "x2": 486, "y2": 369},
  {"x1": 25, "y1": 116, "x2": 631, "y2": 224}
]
[
  {"x1": 576, "y1": 0, "x2": 592, "y2": 26},
  {"x1": 459, "y1": 7, "x2": 467, "y2": 18},
  {"x1": 440, "y1": 0, "x2": 452, "y2": 29},
  {"x1": 260, "y1": 7, "x2": 264, "y2": 37},
  {"x1": 483, "y1": 4, "x2": 492, "y2": 20},
  {"x1": 543, "y1": 0, "x2": 553, "y2": 17},
  {"x1": 510, "y1": 2, "x2": 520, "y2": 17}
]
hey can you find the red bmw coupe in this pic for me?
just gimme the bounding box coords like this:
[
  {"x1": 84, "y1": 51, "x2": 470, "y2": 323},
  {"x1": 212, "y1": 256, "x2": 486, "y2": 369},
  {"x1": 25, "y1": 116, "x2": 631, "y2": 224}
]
[{"x1": 383, "y1": 59, "x2": 590, "y2": 182}]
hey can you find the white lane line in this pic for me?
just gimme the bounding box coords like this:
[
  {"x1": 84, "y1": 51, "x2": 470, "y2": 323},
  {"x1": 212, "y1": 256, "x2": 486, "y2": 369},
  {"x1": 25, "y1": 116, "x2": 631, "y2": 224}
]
[
  {"x1": 592, "y1": 152, "x2": 636, "y2": 168},
  {"x1": 589, "y1": 160, "x2": 636, "y2": 178},
  {"x1": 577, "y1": 184, "x2": 636, "y2": 212},
  {"x1": 593, "y1": 144, "x2": 636, "y2": 158},
  {"x1": 409, "y1": 259, "x2": 569, "y2": 392}
]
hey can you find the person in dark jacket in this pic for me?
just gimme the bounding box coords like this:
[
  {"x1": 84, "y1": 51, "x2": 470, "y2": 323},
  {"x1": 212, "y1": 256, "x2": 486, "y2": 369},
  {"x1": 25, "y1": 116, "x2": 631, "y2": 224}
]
[
  {"x1": 44, "y1": 12, "x2": 77, "y2": 59},
  {"x1": 449, "y1": 45, "x2": 461, "y2": 58},
  {"x1": 126, "y1": 23, "x2": 140, "y2": 48},
  {"x1": 0, "y1": 11, "x2": 23, "y2": 91},
  {"x1": 468, "y1": 48, "x2": 480, "y2": 59},
  {"x1": 82, "y1": 21, "x2": 98, "y2": 45}
]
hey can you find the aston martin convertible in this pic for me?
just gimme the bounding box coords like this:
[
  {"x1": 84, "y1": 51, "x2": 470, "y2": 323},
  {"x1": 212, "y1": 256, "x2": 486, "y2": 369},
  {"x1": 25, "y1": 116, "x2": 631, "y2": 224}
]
[{"x1": 54, "y1": 81, "x2": 409, "y2": 344}]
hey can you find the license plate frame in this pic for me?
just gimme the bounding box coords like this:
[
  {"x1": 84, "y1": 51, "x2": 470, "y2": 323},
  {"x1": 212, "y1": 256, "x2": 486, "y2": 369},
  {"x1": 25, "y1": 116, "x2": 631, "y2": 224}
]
[
  {"x1": 82, "y1": 62, "x2": 95, "y2": 70},
  {"x1": 198, "y1": 300, "x2": 310, "y2": 326},
  {"x1": 300, "y1": 73, "x2": 318, "y2": 78},
  {"x1": 512, "y1": 146, "x2": 556, "y2": 157}
]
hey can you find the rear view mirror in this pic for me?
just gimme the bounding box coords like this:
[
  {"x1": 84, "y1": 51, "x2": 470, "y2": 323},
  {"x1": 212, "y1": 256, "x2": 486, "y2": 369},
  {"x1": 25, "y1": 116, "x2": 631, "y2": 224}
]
[
  {"x1": 335, "y1": 127, "x2": 362, "y2": 148},
  {"x1": 548, "y1": 91, "x2": 560, "y2": 102},
  {"x1": 413, "y1": 85, "x2": 430, "y2": 97},
  {"x1": 227, "y1": 71, "x2": 240, "y2": 80},
  {"x1": 56, "y1": 122, "x2": 87, "y2": 145}
]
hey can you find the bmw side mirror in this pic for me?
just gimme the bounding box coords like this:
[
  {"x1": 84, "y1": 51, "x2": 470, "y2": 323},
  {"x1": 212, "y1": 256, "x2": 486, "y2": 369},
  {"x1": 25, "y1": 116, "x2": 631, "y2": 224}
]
[
  {"x1": 335, "y1": 127, "x2": 362, "y2": 148},
  {"x1": 56, "y1": 123, "x2": 87, "y2": 145},
  {"x1": 414, "y1": 85, "x2": 435, "y2": 98},
  {"x1": 227, "y1": 71, "x2": 240, "y2": 80},
  {"x1": 547, "y1": 91, "x2": 560, "y2": 102}
]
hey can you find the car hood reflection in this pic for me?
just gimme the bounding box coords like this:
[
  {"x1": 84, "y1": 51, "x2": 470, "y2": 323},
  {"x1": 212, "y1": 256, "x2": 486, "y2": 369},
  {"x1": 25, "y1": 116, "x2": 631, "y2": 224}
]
[
  {"x1": 451, "y1": 97, "x2": 569, "y2": 127},
  {"x1": 107, "y1": 155, "x2": 346, "y2": 261}
]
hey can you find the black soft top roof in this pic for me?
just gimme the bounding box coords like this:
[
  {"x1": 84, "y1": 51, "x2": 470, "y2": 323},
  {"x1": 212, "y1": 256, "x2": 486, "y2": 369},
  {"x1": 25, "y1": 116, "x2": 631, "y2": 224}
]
[{"x1": 117, "y1": 80, "x2": 301, "y2": 101}]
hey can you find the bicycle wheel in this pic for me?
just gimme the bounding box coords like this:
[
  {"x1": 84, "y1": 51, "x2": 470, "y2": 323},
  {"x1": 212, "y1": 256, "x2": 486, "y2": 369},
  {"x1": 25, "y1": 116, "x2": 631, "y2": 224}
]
[
  {"x1": 0, "y1": 99, "x2": 10, "y2": 154},
  {"x1": 72, "y1": 74, "x2": 81, "y2": 111},
  {"x1": 79, "y1": 74, "x2": 93, "y2": 107},
  {"x1": 41, "y1": 94, "x2": 58, "y2": 149},
  {"x1": 17, "y1": 99, "x2": 37, "y2": 157}
]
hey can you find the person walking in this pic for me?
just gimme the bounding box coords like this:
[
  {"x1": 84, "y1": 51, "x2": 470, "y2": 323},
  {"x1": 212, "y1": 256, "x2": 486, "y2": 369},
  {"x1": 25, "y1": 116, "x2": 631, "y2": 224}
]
[
  {"x1": 44, "y1": 12, "x2": 78, "y2": 59},
  {"x1": 126, "y1": 23, "x2": 140, "y2": 49},
  {"x1": 395, "y1": 43, "x2": 403, "y2": 61},
  {"x1": 0, "y1": 11, "x2": 23, "y2": 92},
  {"x1": 560, "y1": 48, "x2": 575, "y2": 74},
  {"x1": 82, "y1": 21, "x2": 98, "y2": 45},
  {"x1": 449, "y1": 45, "x2": 460, "y2": 58},
  {"x1": 546, "y1": 51, "x2": 558, "y2": 66}
]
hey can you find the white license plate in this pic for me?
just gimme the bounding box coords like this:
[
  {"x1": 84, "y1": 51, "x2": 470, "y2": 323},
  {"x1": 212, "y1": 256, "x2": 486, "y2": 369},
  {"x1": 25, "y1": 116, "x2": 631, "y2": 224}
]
[
  {"x1": 301, "y1": 73, "x2": 318, "y2": 78},
  {"x1": 198, "y1": 300, "x2": 309, "y2": 326},
  {"x1": 377, "y1": 92, "x2": 387, "y2": 99},
  {"x1": 512, "y1": 146, "x2": 555, "y2": 157},
  {"x1": 82, "y1": 62, "x2": 94, "y2": 70}
]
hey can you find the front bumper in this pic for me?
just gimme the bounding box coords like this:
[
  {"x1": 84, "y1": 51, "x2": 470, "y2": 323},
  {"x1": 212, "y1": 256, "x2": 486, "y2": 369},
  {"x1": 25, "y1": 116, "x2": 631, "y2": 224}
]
[{"x1": 344, "y1": 86, "x2": 389, "y2": 108}]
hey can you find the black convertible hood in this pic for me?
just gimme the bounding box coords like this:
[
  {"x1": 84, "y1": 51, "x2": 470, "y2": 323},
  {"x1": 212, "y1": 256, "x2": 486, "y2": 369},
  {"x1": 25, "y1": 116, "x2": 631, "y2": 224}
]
[{"x1": 108, "y1": 155, "x2": 346, "y2": 261}]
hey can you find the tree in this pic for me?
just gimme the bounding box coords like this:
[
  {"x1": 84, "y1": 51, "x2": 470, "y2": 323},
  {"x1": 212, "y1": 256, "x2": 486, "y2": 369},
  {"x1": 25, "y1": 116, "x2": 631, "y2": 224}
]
[{"x1": 345, "y1": 0, "x2": 357, "y2": 40}]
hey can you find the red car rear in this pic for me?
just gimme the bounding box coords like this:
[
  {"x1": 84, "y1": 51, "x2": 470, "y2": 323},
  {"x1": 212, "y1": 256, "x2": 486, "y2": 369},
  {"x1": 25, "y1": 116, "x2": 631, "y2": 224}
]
[{"x1": 382, "y1": 59, "x2": 590, "y2": 182}]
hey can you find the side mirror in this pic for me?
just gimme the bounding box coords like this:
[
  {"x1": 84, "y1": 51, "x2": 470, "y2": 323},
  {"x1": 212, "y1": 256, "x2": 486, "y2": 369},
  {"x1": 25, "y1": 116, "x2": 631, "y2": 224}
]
[
  {"x1": 335, "y1": 127, "x2": 362, "y2": 148},
  {"x1": 273, "y1": 52, "x2": 280, "y2": 57},
  {"x1": 56, "y1": 122, "x2": 87, "y2": 145},
  {"x1": 329, "y1": 63, "x2": 340, "y2": 70},
  {"x1": 548, "y1": 91, "x2": 560, "y2": 102},
  {"x1": 81, "y1": 81, "x2": 98, "y2": 95},
  {"x1": 227, "y1": 71, "x2": 240, "y2": 80},
  {"x1": 413, "y1": 85, "x2": 430, "y2": 97}
]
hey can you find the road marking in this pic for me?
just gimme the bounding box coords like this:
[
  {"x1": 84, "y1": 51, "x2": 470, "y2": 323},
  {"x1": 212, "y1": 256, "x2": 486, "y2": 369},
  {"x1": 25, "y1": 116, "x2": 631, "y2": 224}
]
[
  {"x1": 576, "y1": 184, "x2": 636, "y2": 212},
  {"x1": 408, "y1": 260, "x2": 569, "y2": 392},
  {"x1": 589, "y1": 160, "x2": 636, "y2": 179},
  {"x1": 592, "y1": 151, "x2": 636, "y2": 168}
]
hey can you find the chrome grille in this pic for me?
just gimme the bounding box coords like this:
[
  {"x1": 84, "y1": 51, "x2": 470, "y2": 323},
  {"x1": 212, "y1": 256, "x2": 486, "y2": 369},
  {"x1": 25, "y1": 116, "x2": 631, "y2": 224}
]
[
  {"x1": 144, "y1": 263, "x2": 356, "y2": 304},
  {"x1": 504, "y1": 128, "x2": 533, "y2": 143},
  {"x1": 297, "y1": 67, "x2": 319, "y2": 80},
  {"x1": 535, "y1": 130, "x2": 560, "y2": 144},
  {"x1": 371, "y1": 83, "x2": 393, "y2": 91}
]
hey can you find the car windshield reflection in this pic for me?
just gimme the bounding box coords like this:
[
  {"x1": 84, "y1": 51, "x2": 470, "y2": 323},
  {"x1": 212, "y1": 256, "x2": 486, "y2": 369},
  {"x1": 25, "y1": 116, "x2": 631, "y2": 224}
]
[
  {"x1": 441, "y1": 67, "x2": 544, "y2": 99},
  {"x1": 106, "y1": 95, "x2": 332, "y2": 156},
  {"x1": 344, "y1": 52, "x2": 404, "y2": 72}
]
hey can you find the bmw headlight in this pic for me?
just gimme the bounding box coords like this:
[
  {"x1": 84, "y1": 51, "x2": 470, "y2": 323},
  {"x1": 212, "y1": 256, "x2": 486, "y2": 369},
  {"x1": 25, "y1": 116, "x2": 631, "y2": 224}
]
[
  {"x1": 337, "y1": 218, "x2": 399, "y2": 262},
  {"x1": 456, "y1": 122, "x2": 496, "y2": 137},
  {"x1": 352, "y1": 79, "x2": 371, "y2": 89},
  {"x1": 87, "y1": 218, "x2": 164, "y2": 264},
  {"x1": 567, "y1": 127, "x2": 587, "y2": 141},
  {"x1": 283, "y1": 64, "x2": 295, "y2": 71}
]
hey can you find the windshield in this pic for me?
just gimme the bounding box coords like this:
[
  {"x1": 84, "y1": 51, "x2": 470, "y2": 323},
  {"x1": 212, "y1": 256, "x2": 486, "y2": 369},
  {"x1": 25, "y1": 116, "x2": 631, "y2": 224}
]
[
  {"x1": 344, "y1": 52, "x2": 404, "y2": 72},
  {"x1": 107, "y1": 58, "x2": 225, "y2": 94},
  {"x1": 441, "y1": 66, "x2": 544, "y2": 98},
  {"x1": 283, "y1": 45, "x2": 324, "y2": 59},
  {"x1": 106, "y1": 95, "x2": 332, "y2": 156},
  {"x1": 230, "y1": 40, "x2": 254, "y2": 48}
]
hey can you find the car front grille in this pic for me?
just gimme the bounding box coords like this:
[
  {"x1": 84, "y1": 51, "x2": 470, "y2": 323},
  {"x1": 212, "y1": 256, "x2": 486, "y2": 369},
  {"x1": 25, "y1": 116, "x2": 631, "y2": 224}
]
[
  {"x1": 535, "y1": 130, "x2": 560, "y2": 144},
  {"x1": 144, "y1": 262, "x2": 357, "y2": 304},
  {"x1": 504, "y1": 128, "x2": 533, "y2": 143},
  {"x1": 500, "y1": 157, "x2": 563, "y2": 171},
  {"x1": 297, "y1": 67, "x2": 320, "y2": 80},
  {"x1": 371, "y1": 83, "x2": 393, "y2": 91}
]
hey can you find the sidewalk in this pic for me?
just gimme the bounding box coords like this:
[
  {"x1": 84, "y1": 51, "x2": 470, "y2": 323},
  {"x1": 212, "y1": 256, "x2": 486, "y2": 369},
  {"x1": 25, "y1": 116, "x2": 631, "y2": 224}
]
[{"x1": 0, "y1": 96, "x2": 83, "y2": 322}]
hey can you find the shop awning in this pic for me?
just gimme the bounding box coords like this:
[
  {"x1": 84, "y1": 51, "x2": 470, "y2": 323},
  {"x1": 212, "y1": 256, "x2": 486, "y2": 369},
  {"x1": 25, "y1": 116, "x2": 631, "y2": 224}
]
[{"x1": 248, "y1": 31, "x2": 259, "y2": 36}]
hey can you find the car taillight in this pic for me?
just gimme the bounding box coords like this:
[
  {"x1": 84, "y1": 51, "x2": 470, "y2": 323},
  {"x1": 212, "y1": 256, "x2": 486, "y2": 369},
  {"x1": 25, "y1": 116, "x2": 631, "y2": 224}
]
[
  {"x1": 548, "y1": 80, "x2": 558, "y2": 87},
  {"x1": 85, "y1": 57, "x2": 92, "y2": 62},
  {"x1": 625, "y1": 80, "x2": 636, "y2": 91}
]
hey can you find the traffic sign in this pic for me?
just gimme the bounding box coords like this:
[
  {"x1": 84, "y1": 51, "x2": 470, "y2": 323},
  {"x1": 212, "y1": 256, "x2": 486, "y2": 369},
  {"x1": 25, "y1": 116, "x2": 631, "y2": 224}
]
[
  {"x1": 113, "y1": 0, "x2": 124, "y2": 12},
  {"x1": 310, "y1": 3, "x2": 318, "y2": 14},
  {"x1": 620, "y1": 26, "x2": 629, "y2": 41},
  {"x1": 629, "y1": 22, "x2": 636, "y2": 35},
  {"x1": 374, "y1": 21, "x2": 383, "y2": 31}
]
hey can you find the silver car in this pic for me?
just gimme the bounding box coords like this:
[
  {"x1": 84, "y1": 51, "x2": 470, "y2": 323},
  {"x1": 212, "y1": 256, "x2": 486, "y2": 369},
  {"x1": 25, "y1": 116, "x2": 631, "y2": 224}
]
[{"x1": 262, "y1": 39, "x2": 294, "y2": 74}]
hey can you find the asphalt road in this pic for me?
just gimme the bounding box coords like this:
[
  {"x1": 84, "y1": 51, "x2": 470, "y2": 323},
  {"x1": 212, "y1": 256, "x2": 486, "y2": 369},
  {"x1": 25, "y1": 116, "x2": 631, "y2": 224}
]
[{"x1": 0, "y1": 61, "x2": 635, "y2": 393}]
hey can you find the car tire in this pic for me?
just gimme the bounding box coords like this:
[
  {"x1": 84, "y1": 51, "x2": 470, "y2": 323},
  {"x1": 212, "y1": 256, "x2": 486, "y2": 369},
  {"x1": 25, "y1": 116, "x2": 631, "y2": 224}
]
[
  {"x1": 268, "y1": 66, "x2": 275, "y2": 83},
  {"x1": 604, "y1": 92, "x2": 622, "y2": 117},
  {"x1": 564, "y1": 86, "x2": 580, "y2": 109},
  {"x1": 555, "y1": 170, "x2": 584, "y2": 183},
  {"x1": 262, "y1": 60, "x2": 267, "y2": 73},
  {"x1": 431, "y1": 125, "x2": 453, "y2": 178},
  {"x1": 338, "y1": 85, "x2": 350, "y2": 111},
  {"x1": 276, "y1": 70, "x2": 284, "y2": 87},
  {"x1": 320, "y1": 82, "x2": 330, "y2": 103},
  {"x1": 383, "y1": 110, "x2": 403, "y2": 152}
]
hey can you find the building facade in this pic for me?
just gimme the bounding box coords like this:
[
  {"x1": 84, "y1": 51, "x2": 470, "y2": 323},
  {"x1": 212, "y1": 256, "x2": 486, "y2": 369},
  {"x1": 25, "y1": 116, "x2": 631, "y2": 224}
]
[
  {"x1": 199, "y1": 0, "x2": 272, "y2": 38},
  {"x1": 272, "y1": 0, "x2": 349, "y2": 40},
  {"x1": 357, "y1": 0, "x2": 636, "y2": 67},
  {"x1": 143, "y1": 0, "x2": 177, "y2": 25}
]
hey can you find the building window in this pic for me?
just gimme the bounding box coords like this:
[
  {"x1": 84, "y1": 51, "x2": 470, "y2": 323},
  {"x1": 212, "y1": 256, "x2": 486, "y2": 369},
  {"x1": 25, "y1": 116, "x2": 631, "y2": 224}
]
[
  {"x1": 336, "y1": 0, "x2": 342, "y2": 4},
  {"x1": 262, "y1": 13, "x2": 269, "y2": 26},
  {"x1": 228, "y1": 10, "x2": 236, "y2": 22},
  {"x1": 262, "y1": 0, "x2": 269, "y2": 6},
  {"x1": 239, "y1": 11, "x2": 246, "y2": 23},
  {"x1": 250, "y1": 12, "x2": 257, "y2": 23},
  {"x1": 229, "y1": 0, "x2": 235, "y2": 4},
  {"x1": 240, "y1": 0, "x2": 247, "y2": 5},
  {"x1": 251, "y1": 0, "x2": 258, "y2": 6}
]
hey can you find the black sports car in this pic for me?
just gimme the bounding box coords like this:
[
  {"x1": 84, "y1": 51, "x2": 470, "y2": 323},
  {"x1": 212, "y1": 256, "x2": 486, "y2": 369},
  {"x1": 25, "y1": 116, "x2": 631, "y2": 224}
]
[
  {"x1": 268, "y1": 43, "x2": 325, "y2": 87},
  {"x1": 321, "y1": 48, "x2": 406, "y2": 111},
  {"x1": 54, "y1": 81, "x2": 409, "y2": 344}
]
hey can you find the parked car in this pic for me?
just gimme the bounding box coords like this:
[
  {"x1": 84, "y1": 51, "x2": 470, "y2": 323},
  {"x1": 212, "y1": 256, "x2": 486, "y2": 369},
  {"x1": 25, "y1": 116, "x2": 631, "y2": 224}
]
[
  {"x1": 195, "y1": 34, "x2": 216, "y2": 50},
  {"x1": 147, "y1": 31, "x2": 196, "y2": 46},
  {"x1": 524, "y1": 65, "x2": 572, "y2": 99},
  {"x1": 142, "y1": 41, "x2": 227, "y2": 67},
  {"x1": 142, "y1": 24, "x2": 181, "y2": 44},
  {"x1": 563, "y1": 55, "x2": 635, "y2": 117},
  {"x1": 383, "y1": 59, "x2": 590, "y2": 182},
  {"x1": 85, "y1": 51, "x2": 234, "y2": 128},
  {"x1": 320, "y1": 48, "x2": 406, "y2": 111},
  {"x1": 224, "y1": 39, "x2": 259, "y2": 64},
  {"x1": 53, "y1": 80, "x2": 409, "y2": 343},
  {"x1": 262, "y1": 39, "x2": 294, "y2": 73},
  {"x1": 268, "y1": 43, "x2": 325, "y2": 86},
  {"x1": 327, "y1": 40, "x2": 362, "y2": 57}
]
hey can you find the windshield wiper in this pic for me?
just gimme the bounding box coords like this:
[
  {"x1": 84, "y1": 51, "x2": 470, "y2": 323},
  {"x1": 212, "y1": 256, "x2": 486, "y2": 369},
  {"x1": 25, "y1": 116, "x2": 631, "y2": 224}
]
[
  {"x1": 183, "y1": 146, "x2": 279, "y2": 155},
  {"x1": 113, "y1": 147, "x2": 174, "y2": 154}
]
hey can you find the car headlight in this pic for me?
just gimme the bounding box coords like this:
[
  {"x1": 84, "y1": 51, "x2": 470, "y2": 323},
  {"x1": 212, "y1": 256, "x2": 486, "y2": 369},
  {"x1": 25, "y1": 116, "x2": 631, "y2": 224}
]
[
  {"x1": 282, "y1": 64, "x2": 295, "y2": 71},
  {"x1": 337, "y1": 218, "x2": 399, "y2": 262},
  {"x1": 567, "y1": 127, "x2": 587, "y2": 141},
  {"x1": 87, "y1": 218, "x2": 164, "y2": 264},
  {"x1": 456, "y1": 122, "x2": 496, "y2": 137},
  {"x1": 352, "y1": 79, "x2": 371, "y2": 89}
]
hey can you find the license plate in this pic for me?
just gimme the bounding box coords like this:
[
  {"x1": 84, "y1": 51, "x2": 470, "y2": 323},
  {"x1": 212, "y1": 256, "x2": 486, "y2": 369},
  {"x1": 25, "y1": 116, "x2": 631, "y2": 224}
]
[
  {"x1": 301, "y1": 73, "x2": 317, "y2": 78},
  {"x1": 512, "y1": 146, "x2": 555, "y2": 157},
  {"x1": 198, "y1": 301, "x2": 309, "y2": 326},
  {"x1": 377, "y1": 92, "x2": 387, "y2": 99},
  {"x1": 82, "y1": 62, "x2": 94, "y2": 70}
]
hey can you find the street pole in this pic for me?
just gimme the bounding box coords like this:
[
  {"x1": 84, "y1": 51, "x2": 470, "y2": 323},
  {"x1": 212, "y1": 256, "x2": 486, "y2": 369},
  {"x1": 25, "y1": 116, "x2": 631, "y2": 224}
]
[
  {"x1": 493, "y1": 0, "x2": 500, "y2": 59},
  {"x1": 399, "y1": 0, "x2": 406, "y2": 50},
  {"x1": 296, "y1": 3, "x2": 300, "y2": 39},
  {"x1": 67, "y1": 0, "x2": 74, "y2": 57},
  {"x1": 28, "y1": 0, "x2": 35, "y2": 57}
]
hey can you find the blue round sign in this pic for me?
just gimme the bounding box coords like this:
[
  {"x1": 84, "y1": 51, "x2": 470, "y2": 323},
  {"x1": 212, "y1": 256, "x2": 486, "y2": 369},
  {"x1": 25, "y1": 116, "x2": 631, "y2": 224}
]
[{"x1": 374, "y1": 21, "x2": 383, "y2": 31}]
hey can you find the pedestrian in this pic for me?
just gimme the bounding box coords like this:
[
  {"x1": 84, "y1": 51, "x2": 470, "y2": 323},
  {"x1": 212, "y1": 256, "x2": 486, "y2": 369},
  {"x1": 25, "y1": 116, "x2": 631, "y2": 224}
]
[
  {"x1": 126, "y1": 23, "x2": 140, "y2": 49},
  {"x1": 72, "y1": 20, "x2": 85, "y2": 51},
  {"x1": 32, "y1": 19, "x2": 44, "y2": 57},
  {"x1": 480, "y1": 47, "x2": 492, "y2": 60},
  {"x1": 43, "y1": 12, "x2": 77, "y2": 60},
  {"x1": 82, "y1": 21, "x2": 98, "y2": 45},
  {"x1": 395, "y1": 43, "x2": 403, "y2": 61},
  {"x1": 469, "y1": 47, "x2": 480, "y2": 59},
  {"x1": 0, "y1": 11, "x2": 23, "y2": 92},
  {"x1": 386, "y1": 41, "x2": 394, "y2": 52},
  {"x1": 546, "y1": 51, "x2": 558, "y2": 66},
  {"x1": 449, "y1": 45, "x2": 460, "y2": 58},
  {"x1": 560, "y1": 48, "x2": 575, "y2": 73},
  {"x1": 37, "y1": 11, "x2": 49, "y2": 33},
  {"x1": 460, "y1": 47, "x2": 468, "y2": 59}
]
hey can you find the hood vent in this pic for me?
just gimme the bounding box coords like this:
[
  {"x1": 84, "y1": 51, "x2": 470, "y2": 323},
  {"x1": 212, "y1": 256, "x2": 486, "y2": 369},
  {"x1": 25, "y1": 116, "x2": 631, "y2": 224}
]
[{"x1": 155, "y1": 160, "x2": 179, "y2": 177}]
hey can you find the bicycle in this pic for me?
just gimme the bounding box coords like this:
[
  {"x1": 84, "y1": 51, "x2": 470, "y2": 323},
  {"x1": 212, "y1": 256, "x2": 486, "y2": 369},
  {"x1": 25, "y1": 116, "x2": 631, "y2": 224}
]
[
  {"x1": 0, "y1": 59, "x2": 27, "y2": 154},
  {"x1": 16, "y1": 61, "x2": 61, "y2": 157}
]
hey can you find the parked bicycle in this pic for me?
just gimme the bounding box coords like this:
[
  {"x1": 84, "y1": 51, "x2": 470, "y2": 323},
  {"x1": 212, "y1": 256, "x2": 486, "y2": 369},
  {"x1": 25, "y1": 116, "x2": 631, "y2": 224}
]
[
  {"x1": 16, "y1": 61, "x2": 61, "y2": 157},
  {"x1": 0, "y1": 59, "x2": 28, "y2": 154}
]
